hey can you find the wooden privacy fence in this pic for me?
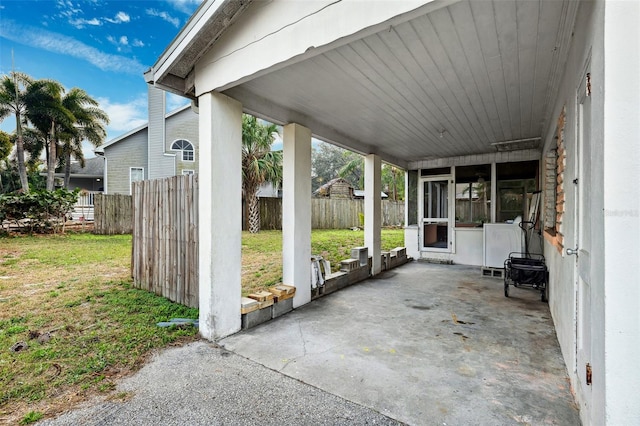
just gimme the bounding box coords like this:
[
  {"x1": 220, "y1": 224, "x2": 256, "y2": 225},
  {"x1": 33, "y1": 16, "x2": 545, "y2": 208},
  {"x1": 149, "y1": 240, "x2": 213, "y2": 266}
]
[
  {"x1": 94, "y1": 193, "x2": 133, "y2": 235},
  {"x1": 131, "y1": 175, "x2": 199, "y2": 308},
  {"x1": 258, "y1": 198, "x2": 405, "y2": 230},
  {"x1": 97, "y1": 189, "x2": 404, "y2": 234}
]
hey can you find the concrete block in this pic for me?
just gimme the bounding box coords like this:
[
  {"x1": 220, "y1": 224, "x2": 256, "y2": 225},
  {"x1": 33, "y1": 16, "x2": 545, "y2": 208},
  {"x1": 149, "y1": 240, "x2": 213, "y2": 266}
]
[
  {"x1": 481, "y1": 267, "x2": 504, "y2": 278},
  {"x1": 346, "y1": 264, "x2": 371, "y2": 286},
  {"x1": 390, "y1": 247, "x2": 407, "y2": 258},
  {"x1": 271, "y1": 297, "x2": 293, "y2": 318},
  {"x1": 322, "y1": 277, "x2": 339, "y2": 295},
  {"x1": 340, "y1": 258, "x2": 360, "y2": 272},
  {"x1": 241, "y1": 307, "x2": 272, "y2": 329},
  {"x1": 326, "y1": 271, "x2": 350, "y2": 290},
  {"x1": 350, "y1": 246, "x2": 369, "y2": 266}
]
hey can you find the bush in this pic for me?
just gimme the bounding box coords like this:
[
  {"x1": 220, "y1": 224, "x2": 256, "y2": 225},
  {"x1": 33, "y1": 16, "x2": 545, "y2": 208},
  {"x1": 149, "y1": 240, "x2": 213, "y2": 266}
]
[{"x1": 0, "y1": 188, "x2": 79, "y2": 233}]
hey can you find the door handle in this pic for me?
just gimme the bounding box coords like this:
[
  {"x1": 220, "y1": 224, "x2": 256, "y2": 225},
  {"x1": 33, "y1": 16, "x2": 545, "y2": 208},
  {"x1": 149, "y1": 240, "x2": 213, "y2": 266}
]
[{"x1": 566, "y1": 247, "x2": 579, "y2": 256}]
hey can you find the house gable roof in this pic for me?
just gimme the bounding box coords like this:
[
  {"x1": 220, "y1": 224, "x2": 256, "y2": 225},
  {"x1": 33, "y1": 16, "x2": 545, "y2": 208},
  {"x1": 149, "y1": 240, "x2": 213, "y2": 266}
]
[
  {"x1": 99, "y1": 104, "x2": 192, "y2": 151},
  {"x1": 42, "y1": 156, "x2": 105, "y2": 179}
]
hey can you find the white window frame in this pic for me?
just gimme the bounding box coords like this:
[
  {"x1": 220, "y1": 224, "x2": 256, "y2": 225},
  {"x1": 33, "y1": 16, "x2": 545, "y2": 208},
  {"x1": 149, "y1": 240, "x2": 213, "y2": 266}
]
[
  {"x1": 171, "y1": 139, "x2": 195, "y2": 162},
  {"x1": 182, "y1": 169, "x2": 195, "y2": 175},
  {"x1": 130, "y1": 167, "x2": 144, "y2": 195}
]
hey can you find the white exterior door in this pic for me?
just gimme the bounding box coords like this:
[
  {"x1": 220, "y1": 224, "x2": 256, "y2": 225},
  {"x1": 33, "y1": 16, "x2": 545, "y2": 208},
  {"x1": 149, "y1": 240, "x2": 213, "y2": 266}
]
[
  {"x1": 574, "y1": 69, "x2": 592, "y2": 407},
  {"x1": 420, "y1": 176, "x2": 454, "y2": 252}
]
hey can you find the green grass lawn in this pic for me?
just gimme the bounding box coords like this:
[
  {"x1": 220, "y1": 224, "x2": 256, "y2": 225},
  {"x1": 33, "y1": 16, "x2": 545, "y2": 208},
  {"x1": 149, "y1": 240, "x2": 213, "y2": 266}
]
[
  {"x1": 242, "y1": 228, "x2": 404, "y2": 294},
  {"x1": 0, "y1": 228, "x2": 403, "y2": 423}
]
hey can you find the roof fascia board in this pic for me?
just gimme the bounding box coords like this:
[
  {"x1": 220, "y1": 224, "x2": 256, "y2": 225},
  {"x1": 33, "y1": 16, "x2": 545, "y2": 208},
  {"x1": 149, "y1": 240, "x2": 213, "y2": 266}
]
[
  {"x1": 100, "y1": 125, "x2": 147, "y2": 149},
  {"x1": 150, "y1": 0, "x2": 223, "y2": 83},
  {"x1": 100, "y1": 104, "x2": 192, "y2": 150},
  {"x1": 149, "y1": 0, "x2": 252, "y2": 94}
]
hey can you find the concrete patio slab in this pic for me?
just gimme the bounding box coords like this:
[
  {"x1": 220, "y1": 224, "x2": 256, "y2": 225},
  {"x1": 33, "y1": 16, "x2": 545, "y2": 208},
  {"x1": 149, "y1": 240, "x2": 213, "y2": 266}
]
[{"x1": 221, "y1": 261, "x2": 580, "y2": 425}]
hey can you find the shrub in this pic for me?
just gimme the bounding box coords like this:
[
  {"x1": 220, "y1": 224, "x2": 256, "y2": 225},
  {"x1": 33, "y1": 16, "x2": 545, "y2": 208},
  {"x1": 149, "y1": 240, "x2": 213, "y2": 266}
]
[{"x1": 0, "y1": 188, "x2": 79, "y2": 234}]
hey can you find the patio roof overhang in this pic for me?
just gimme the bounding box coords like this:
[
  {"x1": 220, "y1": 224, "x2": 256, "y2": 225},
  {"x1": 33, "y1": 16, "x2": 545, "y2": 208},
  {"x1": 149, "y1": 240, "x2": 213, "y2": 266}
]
[{"x1": 147, "y1": 0, "x2": 579, "y2": 169}]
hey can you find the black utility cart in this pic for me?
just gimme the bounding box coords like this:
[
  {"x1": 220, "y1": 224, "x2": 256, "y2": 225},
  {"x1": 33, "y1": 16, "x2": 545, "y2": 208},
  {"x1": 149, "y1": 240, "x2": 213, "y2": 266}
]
[{"x1": 503, "y1": 219, "x2": 549, "y2": 302}]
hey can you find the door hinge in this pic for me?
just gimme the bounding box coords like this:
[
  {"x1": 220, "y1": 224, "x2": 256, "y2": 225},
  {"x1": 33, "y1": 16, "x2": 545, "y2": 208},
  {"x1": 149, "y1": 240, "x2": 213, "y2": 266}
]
[
  {"x1": 586, "y1": 73, "x2": 591, "y2": 97},
  {"x1": 586, "y1": 363, "x2": 592, "y2": 385}
]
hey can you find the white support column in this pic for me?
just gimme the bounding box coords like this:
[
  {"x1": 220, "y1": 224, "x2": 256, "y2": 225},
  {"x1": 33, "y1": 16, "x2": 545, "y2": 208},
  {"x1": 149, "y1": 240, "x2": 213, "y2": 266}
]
[
  {"x1": 282, "y1": 123, "x2": 312, "y2": 308},
  {"x1": 490, "y1": 162, "x2": 497, "y2": 223},
  {"x1": 603, "y1": 2, "x2": 640, "y2": 424},
  {"x1": 365, "y1": 154, "x2": 382, "y2": 275},
  {"x1": 198, "y1": 91, "x2": 242, "y2": 340}
]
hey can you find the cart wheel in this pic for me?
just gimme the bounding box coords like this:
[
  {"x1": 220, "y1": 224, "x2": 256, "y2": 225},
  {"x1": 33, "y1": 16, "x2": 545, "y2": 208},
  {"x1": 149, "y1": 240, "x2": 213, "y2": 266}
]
[{"x1": 504, "y1": 278, "x2": 510, "y2": 298}]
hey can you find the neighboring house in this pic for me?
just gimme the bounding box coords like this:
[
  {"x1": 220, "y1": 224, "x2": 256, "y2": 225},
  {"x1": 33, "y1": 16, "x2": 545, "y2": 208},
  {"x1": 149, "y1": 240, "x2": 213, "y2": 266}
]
[
  {"x1": 99, "y1": 86, "x2": 279, "y2": 197},
  {"x1": 314, "y1": 178, "x2": 387, "y2": 199},
  {"x1": 98, "y1": 86, "x2": 199, "y2": 194},
  {"x1": 255, "y1": 181, "x2": 281, "y2": 198},
  {"x1": 40, "y1": 156, "x2": 105, "y2": 220},
  {"x1": 146, "y1": 2, "x2": 639, "y2": 424},
  {"x1": 353, "y1": 189, "x2": 387, "y2": 200},
  {"x1": 313, "y1": 178, "x2": 353, "y2": 198},
  {"x1": 42, "y1": 156, "x2": 105, "y2": 192}
]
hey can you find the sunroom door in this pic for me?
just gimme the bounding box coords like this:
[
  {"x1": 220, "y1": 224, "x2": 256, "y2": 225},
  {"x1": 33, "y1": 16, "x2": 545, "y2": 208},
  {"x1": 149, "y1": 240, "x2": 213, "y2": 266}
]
[{"x1": 421, "y1": 178, "x2": 452, "y2": 251}]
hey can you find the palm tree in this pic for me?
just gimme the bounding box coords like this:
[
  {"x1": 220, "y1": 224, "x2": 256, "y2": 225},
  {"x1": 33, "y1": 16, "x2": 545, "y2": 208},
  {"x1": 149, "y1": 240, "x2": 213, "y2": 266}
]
[
  {"x1": 0, "y1": 72, "x2": 36, "y2": 192},
  {"x1": 242, "y1": 115, "x2": 282, "y2": 233},
  {"x1": 381, "y1": 164, "x2": 405, "y2": 202},
  {"x1": 0, "y1": 131, "x2": 11, "y2": 193},
  {"x1": 58, "y1": 88, "x2": 108, "y2": 188},
  {"x1": 24, "y1": 79, "x2": 72, "y2": 190},
  {"x1": 338, "y1": 151, "x2": 364, "y2": 189}
]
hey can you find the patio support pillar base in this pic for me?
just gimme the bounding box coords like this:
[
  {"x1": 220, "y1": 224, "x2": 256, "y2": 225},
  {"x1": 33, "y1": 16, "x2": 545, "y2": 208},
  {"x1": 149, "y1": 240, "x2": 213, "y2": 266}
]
[
  {"x1": 198, "y1": 91, "x2": 242, "y2": 340},
  {"x1": 365, "y1": 154, "x2": 382, "y2": 275},
  {"x1": 282, "y1": 123, "x2": 312, "y2": 308}
]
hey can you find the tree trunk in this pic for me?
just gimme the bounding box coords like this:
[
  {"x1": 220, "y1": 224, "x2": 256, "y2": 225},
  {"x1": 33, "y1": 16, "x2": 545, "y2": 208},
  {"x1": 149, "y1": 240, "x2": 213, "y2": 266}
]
[
  {"x1": 247, "y1": 191, "x2": 261, "y2": 234},
  {"x1": 63, "y1": 149, "x2": 71, "y2": 189},
  {"x1": 46, "y1": 123, "x2": 56, "y2": 191},
  {"x1": 391, "y1": 168, "x2": 398, "y2": 201},
  {"x1": 14, "y1": 111, "x2": 29, "y2": 193}
]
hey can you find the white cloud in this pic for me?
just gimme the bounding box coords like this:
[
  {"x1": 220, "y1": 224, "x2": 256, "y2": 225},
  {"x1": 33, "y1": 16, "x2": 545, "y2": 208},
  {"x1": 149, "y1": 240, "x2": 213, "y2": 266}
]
[
  {"x1": 146, "y1": 9, "x2": 180, "y2": 28},
  {"x1": 0, "y1": 21, "x2": 146, "y2": 75},
  {"x1": 119, "y1": 36, "x2": 128, "y2": 45},
  {"x1": 166, "y1": 93, "x2": 190, "y2": 112},
  {"x1": 56, "y1": 0, "x2": 82, "y2": 19},
  {"x1": 167, "y1": 0, "x2": 202, "y2": 15},
  {"x1": 69, "y1": 17, "x2": 102, "y2": 28},
  {"x1": 96, "y1": 95, "x2": 148, "y2": 142},
  {"x1": 105, "y1": 11, "x2": 130, "y2": 24},
  {"x1": 132, "y1": 39, "x2": 145, "y2": 48}
]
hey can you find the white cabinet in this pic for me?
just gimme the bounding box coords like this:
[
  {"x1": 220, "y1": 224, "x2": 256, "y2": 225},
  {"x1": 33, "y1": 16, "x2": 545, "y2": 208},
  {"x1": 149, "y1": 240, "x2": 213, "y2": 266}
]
[{"x1": 483, "y1": 222, "x2": 523, "y2": 268}]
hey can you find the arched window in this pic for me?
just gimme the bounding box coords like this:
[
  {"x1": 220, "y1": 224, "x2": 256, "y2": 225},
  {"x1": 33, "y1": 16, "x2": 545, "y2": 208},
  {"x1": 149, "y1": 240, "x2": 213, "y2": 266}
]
[{"x1": 171, "y1": 139, "x2": 194, "y2": 161}]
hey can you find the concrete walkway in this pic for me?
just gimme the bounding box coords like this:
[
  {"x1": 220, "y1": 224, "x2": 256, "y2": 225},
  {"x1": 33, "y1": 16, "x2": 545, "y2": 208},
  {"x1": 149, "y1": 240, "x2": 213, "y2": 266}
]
[{"x1": 42, "y1": 262, "x2": 580, "y2": 425}]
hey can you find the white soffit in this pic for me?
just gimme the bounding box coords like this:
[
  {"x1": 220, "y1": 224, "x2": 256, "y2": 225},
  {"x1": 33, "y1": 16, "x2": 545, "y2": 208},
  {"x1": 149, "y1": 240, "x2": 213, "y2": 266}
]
[{"x1": 220, "y1": 0, "x2": 579, "y2": 167}]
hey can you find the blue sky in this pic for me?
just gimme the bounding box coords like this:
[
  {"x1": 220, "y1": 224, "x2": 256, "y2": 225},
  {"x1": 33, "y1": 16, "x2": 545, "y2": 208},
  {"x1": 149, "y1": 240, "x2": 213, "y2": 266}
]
[{"x1": 0, "y1": 0, "x2": 201, "y2": 156}]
